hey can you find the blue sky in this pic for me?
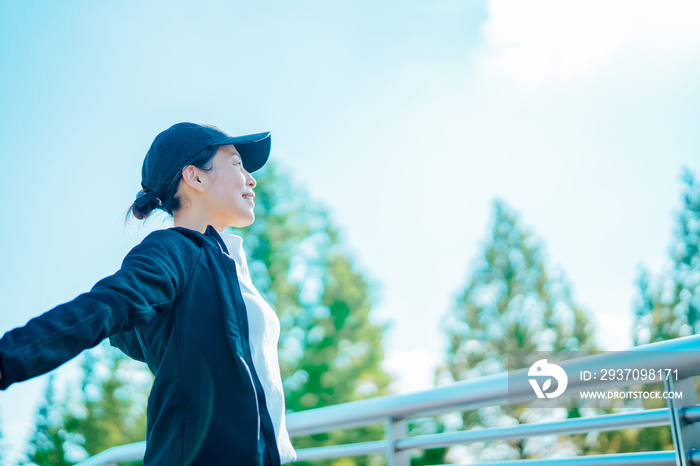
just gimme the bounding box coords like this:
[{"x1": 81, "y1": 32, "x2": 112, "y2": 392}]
[{"x1": 1, "y1": 0, "x2": 699, "y2": 462}]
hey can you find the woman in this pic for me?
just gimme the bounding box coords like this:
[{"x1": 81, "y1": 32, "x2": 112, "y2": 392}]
[{"x1": 0, "y1": 122, "x2": 297, "y2": 465}]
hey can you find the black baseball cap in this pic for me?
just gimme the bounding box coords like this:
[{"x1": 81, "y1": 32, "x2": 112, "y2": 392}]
[{"x1": 141, "y1": 122, "x2": 271, "y2": 198}]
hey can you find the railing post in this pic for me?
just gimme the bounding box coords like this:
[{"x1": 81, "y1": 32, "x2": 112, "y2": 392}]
[
  {"x1": 666, "y1": 376, "x2": 700, "y2": 465},
  {"x1": 385, "y1": 417, "x2": 409, "y2": 466}
]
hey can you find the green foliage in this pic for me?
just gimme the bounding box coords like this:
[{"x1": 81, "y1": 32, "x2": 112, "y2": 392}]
[
  {"x1": 62, "y1": 344, "x2": 150, "y2": 460},
  {"x1": 237, "y1": 162, "x2": 391, "y2": 465},
  {"x1": 603, "y1": 167, "x2": 700, "y2": 454},
  {"x1": 23, "y1": 344, "x2": 151, "y2": 466},
  {"x1": 23, "y1": 375, "x2": 72, "y2": 466},
  {"x1": 407, "y1": 417, "x2": 448, "y2": 466},
  {"x1": 445, "y1": 201, "x2": 597, "y2": 375},
  {"x1": 425, "y1": 199, "x2": 598, "y2": 463},
  {"x1": 633, "y1": 167, "x2": 700, "y2": 345},
  {"x1": 443, "y1": 199, "x2": 597, "y2": 373}
]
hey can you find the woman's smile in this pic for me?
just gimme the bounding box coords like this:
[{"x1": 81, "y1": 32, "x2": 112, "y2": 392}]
[{"x1": 242, "y1": 191, "x2": 255, "y2": 206}]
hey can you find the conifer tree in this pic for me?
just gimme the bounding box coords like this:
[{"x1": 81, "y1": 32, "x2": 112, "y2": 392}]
[
  {"x1": 560, "y1": 168, "x2": 699, "y2": 455},
  {"x1": 61, "y1": 344, "x2": 150, "y2": 461},
  {"x1": 609, "y1": 167, "x2": 700, "y2": 453},
  {"x1": 24, "y1": 375, "x2": 72, "y2": 466},
  {"x1": 633, "y1": 167, "x2": 700, "y2": 345},
  {"x1": 427, "y1": 199, "x2": 597, "y2": 463},
  {"x1": 23, "y1": 344, "x2": 150, "y2": 465},
  {"x1": 444, "y1": 199, "x2": 597, "y2": 374}
]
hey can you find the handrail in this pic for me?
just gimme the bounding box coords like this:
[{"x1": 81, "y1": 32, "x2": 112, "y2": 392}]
[
  {"x1": 288, "y1": 334, "x2": 700, "y2": 434},
  {"x1": 441, "y1": 451, "x2": 678, "y2": 466},
  {"x1": 72, "y1": 442, "x2": 146, "y2": 466},
  {"x1": 290, "y1": 408, "x2": 675, "y2": 463},
  {"x1": 396, "y1": 408, "x2": 671, "y2": 450},
  {"x1": 75, "y1": 334, "x2": 700, "y2": 466}
]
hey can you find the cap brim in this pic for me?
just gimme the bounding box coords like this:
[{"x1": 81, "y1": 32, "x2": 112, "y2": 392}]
[{"x1": 210, "y1": 132, "x2": 271, "y2": 173}]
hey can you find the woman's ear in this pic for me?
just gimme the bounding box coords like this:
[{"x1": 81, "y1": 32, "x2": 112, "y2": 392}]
[{"x1": 181, "y1": 166, "x2": 206, "y2": 193}]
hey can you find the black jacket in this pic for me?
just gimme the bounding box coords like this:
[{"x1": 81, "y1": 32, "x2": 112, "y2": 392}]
[{"x1": 0, "y1": 226, "x2": 281, "y2": 465}]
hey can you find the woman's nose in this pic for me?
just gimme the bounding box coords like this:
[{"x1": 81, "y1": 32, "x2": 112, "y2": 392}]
[{"x1": 246, "y1": 172, "x2": 256, "y2": 188}]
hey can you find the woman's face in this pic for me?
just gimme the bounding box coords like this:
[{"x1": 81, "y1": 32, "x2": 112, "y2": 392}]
[{"x1": 204, "y1": 144, "x2": 257, "y2": 229}]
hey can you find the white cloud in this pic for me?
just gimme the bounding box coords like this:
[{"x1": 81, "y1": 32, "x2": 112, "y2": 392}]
[{"x1": 480, "y1": 0, "x2": 700, "y2": 83}]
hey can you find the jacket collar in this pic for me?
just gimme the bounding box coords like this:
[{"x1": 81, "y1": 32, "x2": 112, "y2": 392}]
[
  {"x1": 170, "y1": 225, "x2": 230, "y2": 255},
  {"x1": 204, "y1": 225, "x2": 229, "y2": 254}
]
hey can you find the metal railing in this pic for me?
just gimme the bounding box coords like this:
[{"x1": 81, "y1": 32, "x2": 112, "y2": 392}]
[{"x1": 75, "y1": 335, "x2": 700, "y2": 466}]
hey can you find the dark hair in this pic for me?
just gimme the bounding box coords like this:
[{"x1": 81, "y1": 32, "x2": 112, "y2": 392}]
[{"x1": 126, "y1": 146, "x2": 219, "y2": 222}]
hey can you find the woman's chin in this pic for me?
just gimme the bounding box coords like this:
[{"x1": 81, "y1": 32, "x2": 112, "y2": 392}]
[{"x1": 231, "y1": 213, "x2": 255, "y2": 229}]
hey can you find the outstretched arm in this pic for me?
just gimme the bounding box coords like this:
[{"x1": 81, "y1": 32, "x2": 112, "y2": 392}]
[{"x1": 0, "y1": 229, "x2": 200, "y2": 390}]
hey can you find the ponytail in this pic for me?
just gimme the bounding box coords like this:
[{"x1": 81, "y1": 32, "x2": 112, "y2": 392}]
[{"x1": 125, "y1": 146, "x2": 219, "y2": 224}]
